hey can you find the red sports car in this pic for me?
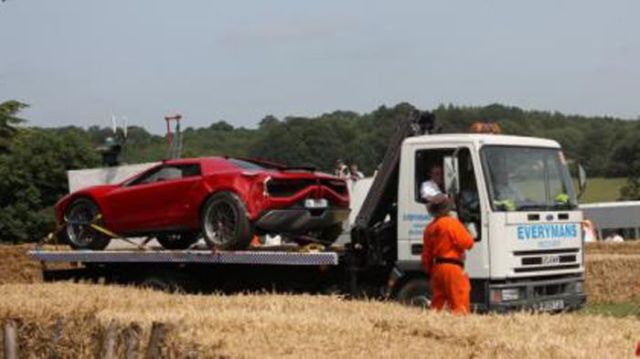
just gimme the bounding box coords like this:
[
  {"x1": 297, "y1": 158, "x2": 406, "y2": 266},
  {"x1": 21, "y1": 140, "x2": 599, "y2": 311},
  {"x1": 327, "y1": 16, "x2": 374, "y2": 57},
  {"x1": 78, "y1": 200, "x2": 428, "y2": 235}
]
[{"x1": 54, "y1": 157, "x2": 350, "y2": 250}]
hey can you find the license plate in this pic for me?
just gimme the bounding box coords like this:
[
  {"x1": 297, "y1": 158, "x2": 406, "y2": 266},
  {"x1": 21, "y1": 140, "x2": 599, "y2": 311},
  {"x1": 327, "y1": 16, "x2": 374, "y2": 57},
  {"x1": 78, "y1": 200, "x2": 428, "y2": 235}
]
[
  {"x1": 305, "y1": 198, "x2": 328, "y2": 208},
  {"x1": 534, "y1": 299, "x2": 564, "y2": 312}
]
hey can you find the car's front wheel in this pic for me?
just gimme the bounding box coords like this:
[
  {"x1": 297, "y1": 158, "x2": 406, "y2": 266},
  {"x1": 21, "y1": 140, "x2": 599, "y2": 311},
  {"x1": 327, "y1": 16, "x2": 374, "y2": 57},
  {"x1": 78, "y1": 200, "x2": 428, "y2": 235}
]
[
  {"x1": 156, "y1": 232, "x2": 199, "y2": 250},
  {"x1": 64, "y1": 198, "x2": 111, "y2": 250},
  {"x1": 201, "y1": 192, "x2": 253, "y2": 250}
]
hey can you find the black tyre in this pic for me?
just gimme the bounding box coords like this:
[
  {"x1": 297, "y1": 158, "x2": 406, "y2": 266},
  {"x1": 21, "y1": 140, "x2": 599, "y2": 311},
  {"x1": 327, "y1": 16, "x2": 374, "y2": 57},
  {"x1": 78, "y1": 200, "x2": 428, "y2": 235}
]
[
  {"x1": 396, "y1": 278, "x2": 432, "y2": 308},
  {"x1": 139, "y1": 273, "x2": 187, "y2": 293},
  {"x1": 156, "y1": 232, "x2": 199, "y2": 250},
  {"x1": 319, "y1": 223, "x2": 344, "y2": 245},
  {"x1": 201, "y1": 192, "x2": 253, "y2": 250},
  {"x1": 64, "y1": 198, "x2": 111, "y2": 250}
]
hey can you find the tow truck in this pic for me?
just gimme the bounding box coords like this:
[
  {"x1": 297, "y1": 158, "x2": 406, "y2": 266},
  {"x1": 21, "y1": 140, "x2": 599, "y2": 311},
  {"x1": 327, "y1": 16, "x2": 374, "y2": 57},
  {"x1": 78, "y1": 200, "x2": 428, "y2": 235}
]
[{"x1": 31, "y1": 111, "x2": 587, "y2": 312}]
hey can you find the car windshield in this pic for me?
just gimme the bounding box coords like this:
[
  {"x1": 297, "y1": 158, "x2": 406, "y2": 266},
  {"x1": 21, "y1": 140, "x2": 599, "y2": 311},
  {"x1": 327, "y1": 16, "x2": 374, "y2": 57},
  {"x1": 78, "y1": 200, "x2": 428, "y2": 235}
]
[
  {"x1": 228, "y1": 158, "x2": 316, "y2": 172},
  {"x1": 482, "y1": 146, "x2": 578, "y2": 212},
  {"x1": 227, "y1": 158, "x2": 268, "y2": 170}
]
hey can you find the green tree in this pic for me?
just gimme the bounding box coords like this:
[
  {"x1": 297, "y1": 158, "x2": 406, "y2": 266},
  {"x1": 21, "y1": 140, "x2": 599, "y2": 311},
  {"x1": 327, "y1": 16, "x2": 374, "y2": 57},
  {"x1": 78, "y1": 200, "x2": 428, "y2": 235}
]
[
  {"x1": 0, "y1": 129, "x2": 99, "y2": 243},
  {"x1": 0, "y1": 100, "x2": 28, "y2": 153}
]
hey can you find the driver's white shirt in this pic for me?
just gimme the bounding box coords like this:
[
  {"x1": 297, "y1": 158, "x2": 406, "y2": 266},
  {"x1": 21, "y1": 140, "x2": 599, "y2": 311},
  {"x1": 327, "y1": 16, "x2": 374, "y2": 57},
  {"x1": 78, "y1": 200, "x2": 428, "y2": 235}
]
[{"x1": 420, "y1": 180, "x2": 442, "y2": 201}]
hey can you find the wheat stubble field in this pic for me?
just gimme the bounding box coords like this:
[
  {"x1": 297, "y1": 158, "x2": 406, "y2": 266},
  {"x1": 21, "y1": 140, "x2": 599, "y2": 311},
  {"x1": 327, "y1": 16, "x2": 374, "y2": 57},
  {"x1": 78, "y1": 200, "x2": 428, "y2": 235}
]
[{"x1": 0, "y1": 243, "x2": 639, "y2": 358}]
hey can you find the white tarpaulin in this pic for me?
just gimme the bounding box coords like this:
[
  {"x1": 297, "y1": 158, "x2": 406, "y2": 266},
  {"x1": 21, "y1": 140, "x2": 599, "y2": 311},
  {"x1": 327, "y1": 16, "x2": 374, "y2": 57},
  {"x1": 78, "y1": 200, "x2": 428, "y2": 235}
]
[{"x1": 67, "y1": 162, "x2": 159, "y2": 193}]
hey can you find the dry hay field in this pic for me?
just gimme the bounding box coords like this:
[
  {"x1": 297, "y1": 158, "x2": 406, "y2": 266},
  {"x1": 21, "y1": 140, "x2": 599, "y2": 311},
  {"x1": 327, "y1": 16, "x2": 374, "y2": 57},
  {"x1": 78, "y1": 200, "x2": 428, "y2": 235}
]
[
  {"x1": 584, "y1": 241, "x2": 640, "y2": 303},
  {"x1": 0, "y1": 244, "x2": 42, "y2": 285},
  {"x1": 1, "y1": 283, "x2": 640, "y2": 358},
  {"x1": 0, "y1": 243, "x2": 638, "y2": 357}
]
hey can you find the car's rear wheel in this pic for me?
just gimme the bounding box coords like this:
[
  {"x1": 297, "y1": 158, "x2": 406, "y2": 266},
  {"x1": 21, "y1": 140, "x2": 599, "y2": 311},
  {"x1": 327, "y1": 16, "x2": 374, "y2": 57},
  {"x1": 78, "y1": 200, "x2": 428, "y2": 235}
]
[
  {"x1": 156, "y1": 232, "x2": 199, "y2": 250},
  {"x1": 64, "y1": 198, "x2": 111, "y2": 250},
  {"x1": 201, "y1": 192, "x2": 253, "y2": 250}
]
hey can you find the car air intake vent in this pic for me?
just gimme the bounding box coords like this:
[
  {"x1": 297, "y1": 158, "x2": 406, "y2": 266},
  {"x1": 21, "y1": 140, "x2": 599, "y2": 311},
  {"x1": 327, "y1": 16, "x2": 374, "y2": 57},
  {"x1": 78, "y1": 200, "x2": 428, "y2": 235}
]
[
  {"x1": 321, "y1": 179, "x2": 348, "y2": 195},
  {"x1": 266, "y1": 179, "x2": 316, "y2": 197}
]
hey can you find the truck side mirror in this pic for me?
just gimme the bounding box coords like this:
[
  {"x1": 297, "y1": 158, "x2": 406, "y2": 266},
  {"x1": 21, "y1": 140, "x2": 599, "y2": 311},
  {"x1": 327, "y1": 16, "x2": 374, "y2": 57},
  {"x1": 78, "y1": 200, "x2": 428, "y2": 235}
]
[
  {"x1": 443, "y1": 155, "x2": 459, "y2": 195},
  {"x1": 577, "y1": 164, "x2": 587, "y2": 199}
]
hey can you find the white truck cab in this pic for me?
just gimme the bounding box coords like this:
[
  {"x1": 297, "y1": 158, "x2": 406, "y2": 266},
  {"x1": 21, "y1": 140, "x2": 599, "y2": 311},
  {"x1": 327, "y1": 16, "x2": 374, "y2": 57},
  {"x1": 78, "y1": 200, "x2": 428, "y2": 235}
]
[{"x1": 392, "y1": 133, "x2": 585, "y2": 311}]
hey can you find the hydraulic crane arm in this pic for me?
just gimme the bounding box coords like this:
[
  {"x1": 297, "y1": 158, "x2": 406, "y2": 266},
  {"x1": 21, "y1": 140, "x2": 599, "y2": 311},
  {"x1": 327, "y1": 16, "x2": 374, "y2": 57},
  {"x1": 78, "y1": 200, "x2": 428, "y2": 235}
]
[
  {"x1": 347, "y1": 110, "x2": 435, "y2": 270},
  {"x1": 354, "y1": 111, "x2": 435, "y2": 229}
]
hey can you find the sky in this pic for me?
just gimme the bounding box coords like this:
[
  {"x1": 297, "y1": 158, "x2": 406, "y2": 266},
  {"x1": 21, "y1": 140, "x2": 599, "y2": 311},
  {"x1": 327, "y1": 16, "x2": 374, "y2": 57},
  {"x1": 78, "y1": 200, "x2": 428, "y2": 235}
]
[{"x1": 0, "y1": 1, "x2": 639, "y2": 134}]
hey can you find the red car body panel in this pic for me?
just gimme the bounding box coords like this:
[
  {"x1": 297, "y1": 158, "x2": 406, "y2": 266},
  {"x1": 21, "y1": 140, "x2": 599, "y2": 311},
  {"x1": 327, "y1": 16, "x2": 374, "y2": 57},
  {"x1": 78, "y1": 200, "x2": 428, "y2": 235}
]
[{"x1": 55, "y1": 157, "x2": 350, "y2": 236}]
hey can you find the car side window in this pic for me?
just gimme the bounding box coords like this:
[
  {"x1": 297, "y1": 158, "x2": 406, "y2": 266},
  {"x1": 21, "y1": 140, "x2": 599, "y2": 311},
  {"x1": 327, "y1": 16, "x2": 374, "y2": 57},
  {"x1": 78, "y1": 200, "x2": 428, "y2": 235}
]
[
  {"x1": 128, "y1": 164, "x2": 201, "y2": 186},
  {"x1": 180, "y1": 164, "x2": 201, "y2": 178}
]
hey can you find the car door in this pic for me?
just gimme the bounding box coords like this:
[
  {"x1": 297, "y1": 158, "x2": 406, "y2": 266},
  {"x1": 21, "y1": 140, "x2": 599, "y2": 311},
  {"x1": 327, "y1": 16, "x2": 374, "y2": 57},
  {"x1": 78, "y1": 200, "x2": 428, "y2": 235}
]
[{"x1": 103, "y1": 163, "x2": 202, "y2": 233}]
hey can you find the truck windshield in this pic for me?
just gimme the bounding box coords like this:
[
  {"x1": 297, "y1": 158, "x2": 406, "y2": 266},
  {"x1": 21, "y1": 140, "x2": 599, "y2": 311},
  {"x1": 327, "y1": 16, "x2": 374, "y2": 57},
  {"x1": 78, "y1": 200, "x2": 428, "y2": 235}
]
[{"x1": 482, "y1": 146, "x2": 578, "y2": 212}]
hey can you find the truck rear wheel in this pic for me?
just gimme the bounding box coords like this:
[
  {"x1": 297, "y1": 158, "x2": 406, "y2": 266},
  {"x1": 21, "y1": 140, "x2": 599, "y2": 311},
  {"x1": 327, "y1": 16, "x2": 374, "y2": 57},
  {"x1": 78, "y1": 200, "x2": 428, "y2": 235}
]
[
  {"x1": 201, "y1": 192, "x2": 253, "y2": 250},
  {"x1": 138, "y1": 271, "x2": 191, "y2": 293},
  {"x1": 156, "y1": 232, "x2": 199, "y2": 250},
  {"x1": 319, "y1": 223, "x2": 344, "y2": 244},
  {"x1": 396, "y1": 278, "x2": 432, "y2": 308},
  {"x1": 64, "y1": 198, "x2": 111, "y2": 250}
]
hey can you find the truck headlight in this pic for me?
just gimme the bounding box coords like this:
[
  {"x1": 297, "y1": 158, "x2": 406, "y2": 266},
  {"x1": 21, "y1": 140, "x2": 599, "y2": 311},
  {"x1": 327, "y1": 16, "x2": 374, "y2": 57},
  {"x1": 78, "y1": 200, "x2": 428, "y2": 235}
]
[
  {"x1": 501, "y1": 288, "x2": 520, "y2": 301},
  {"x1": 490, "y1": 289, "x2": 502, "y2": 303},
  {"x1": 491, "y1": 288, "x2": 520, "y2": 303},
  {"x1": 575, "y1": 281, "x2": 584, "y2": 294}
]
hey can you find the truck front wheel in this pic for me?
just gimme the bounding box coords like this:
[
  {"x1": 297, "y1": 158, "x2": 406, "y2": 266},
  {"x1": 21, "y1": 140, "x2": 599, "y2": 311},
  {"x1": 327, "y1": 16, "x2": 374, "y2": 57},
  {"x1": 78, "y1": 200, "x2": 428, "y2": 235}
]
[
  {"x1": 318, "y1": 223, "x2": 344, "y2": 244},
  {"x1": 395, "y1": 278, "x2": 432, "y2": 308}
]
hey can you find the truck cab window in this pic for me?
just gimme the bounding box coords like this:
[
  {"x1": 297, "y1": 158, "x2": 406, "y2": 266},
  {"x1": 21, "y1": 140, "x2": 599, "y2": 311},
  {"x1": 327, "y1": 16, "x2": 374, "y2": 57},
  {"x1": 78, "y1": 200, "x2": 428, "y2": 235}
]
[
  {"x1": 415, "y1": 149, "x2": 453, "y2": 203},
  {"x1": 415, "y1": 147, "x2": 481, "y2": 240},
  {"x1": 482, "y1": 146, "x2": 577, "y2": 211},
  {"x1": 457, "y1": 149, "x2": 481, "y2": 240}
]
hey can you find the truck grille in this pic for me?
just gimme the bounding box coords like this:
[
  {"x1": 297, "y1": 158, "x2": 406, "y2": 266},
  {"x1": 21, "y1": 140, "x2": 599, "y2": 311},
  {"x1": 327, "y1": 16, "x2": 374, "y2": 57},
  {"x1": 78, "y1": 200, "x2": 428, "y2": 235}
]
[
  {"x1": 521, "y1": 255, "x2": 577, "y2": 266},
  {"x1": 513, "y1": 248, "x2": 581, "y2": 273},
  {"x1": 513, "y1": 248, "x2": 579, "y2": 256},
  {"x1": 532, "y1": 282, "x2": 570, "y2": 297},
  {"x1": 514, "y1": 264, "x2": 580, "y2": 273}
]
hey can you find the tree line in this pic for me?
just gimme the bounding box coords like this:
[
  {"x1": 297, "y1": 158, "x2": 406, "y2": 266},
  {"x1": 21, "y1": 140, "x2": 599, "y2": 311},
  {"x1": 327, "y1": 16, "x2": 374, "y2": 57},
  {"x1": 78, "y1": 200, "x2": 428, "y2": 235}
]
[{"x1": 1, "y1": 100, "x2": 639, "y2": 243}]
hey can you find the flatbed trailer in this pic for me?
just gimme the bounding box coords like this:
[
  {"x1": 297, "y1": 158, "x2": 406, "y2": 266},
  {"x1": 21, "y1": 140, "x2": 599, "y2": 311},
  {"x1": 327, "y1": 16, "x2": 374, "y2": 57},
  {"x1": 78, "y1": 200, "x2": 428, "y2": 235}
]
[
  {"x1": 30, "y1": 248, "x2": 340, "y2": 266},
  {"x1": 29, "y1": 246, "x2": 356, "y2": 295}
]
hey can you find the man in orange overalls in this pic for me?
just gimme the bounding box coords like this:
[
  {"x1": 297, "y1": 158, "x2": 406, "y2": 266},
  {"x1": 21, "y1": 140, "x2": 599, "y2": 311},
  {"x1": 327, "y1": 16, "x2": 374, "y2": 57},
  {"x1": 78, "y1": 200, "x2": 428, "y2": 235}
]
[{"x1": 422, "y1": 194, "x2": 474, "y2": 314}]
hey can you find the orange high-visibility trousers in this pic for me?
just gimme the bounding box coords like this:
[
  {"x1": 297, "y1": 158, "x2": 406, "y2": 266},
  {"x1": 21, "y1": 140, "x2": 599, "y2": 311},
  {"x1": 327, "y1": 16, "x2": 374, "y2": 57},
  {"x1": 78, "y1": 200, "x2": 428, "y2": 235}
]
[{"x1": 430, "y1": 263, "x2": 471, "y2": 315}]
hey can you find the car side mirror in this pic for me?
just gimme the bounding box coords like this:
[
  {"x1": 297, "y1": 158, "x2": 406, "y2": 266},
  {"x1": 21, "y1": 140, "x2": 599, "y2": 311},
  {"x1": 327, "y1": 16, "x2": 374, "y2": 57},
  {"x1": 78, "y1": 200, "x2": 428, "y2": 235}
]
[
  {"x1": 577, "y1": 164, "x2": 587, "y2": 199},
  {"x1": 443, "y1": 155, "x2": 459, "y2": 195}
]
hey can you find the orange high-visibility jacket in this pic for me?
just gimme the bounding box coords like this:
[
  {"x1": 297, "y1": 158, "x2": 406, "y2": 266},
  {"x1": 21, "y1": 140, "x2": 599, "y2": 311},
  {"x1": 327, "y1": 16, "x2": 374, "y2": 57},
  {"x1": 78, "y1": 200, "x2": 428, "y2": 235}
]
[{"x1": 422, "y1": 216, "x2": 474, "y2": 274}]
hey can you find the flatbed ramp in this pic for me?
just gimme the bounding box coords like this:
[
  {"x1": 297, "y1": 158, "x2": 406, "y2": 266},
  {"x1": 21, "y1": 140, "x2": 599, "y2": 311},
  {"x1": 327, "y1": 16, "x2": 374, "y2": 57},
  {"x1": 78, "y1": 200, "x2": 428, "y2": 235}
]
[{"x1": 29, "y1": 249, "x2": 339, "y2": 266}]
